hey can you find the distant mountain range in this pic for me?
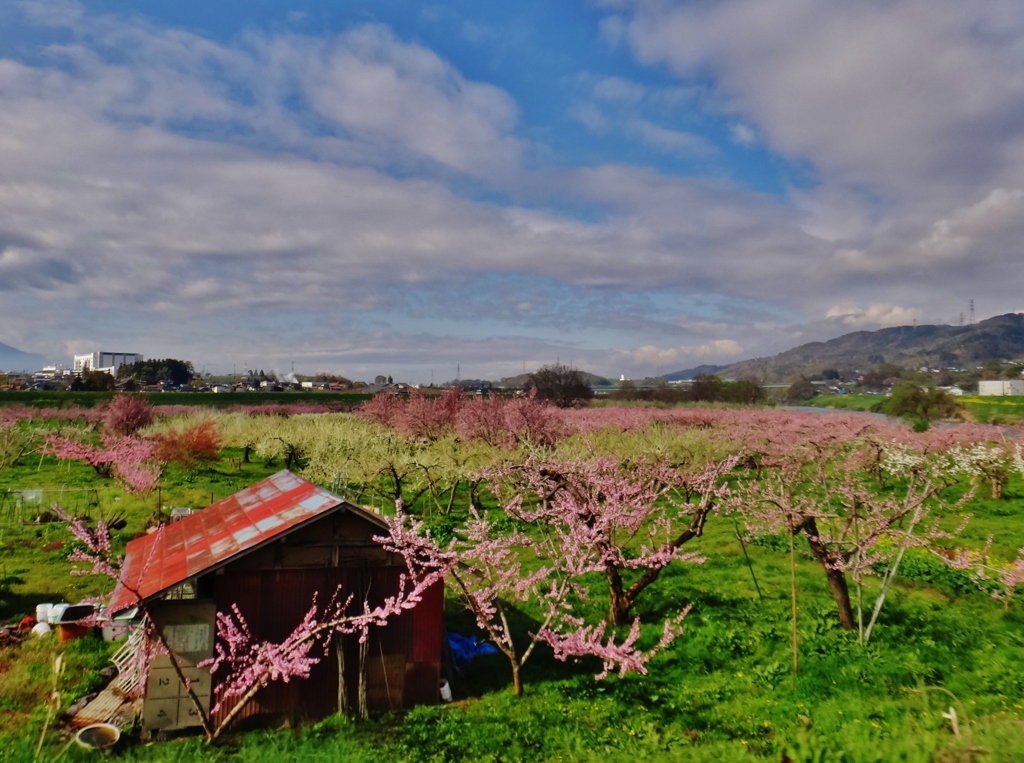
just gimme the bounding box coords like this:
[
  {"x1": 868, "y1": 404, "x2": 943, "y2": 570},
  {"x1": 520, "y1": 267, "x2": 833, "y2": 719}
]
[
  {"x1": 660, "y1": 364, "x2": 725, "y2": 382},
  {"x1": 0, "y1": 342, "x2": 45, "y2": 373},
  {"x1": 678, "y1": 313, "x2": 1024, "y2": 383}
]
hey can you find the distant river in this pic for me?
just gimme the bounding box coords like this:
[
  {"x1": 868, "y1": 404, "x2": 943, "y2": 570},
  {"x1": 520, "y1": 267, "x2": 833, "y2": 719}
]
[
  {"x1": 778, "y1": 405, "x2": 1018, "y2": 438},
  {"x1": 778, "y1": 405, "x2": 892, "y2": 423}
]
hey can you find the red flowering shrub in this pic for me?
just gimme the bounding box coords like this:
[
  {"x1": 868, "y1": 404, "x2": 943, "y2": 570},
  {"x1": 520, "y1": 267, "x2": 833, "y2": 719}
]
[{"x1": 153, "y1": 420, "x2": 223, "y2": 471}]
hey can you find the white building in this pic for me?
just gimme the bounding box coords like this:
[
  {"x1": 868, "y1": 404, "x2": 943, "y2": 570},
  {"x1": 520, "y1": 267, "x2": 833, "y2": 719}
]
[
  {"x1": 73, "y1": 352, "x2": 143, "y2": 377},
  {"x1": 37, "y1": 365, "x2": 72, "y2": 379},
  {"x1": 977, "y1": 379, "x2": 1024, "y2": 396}
]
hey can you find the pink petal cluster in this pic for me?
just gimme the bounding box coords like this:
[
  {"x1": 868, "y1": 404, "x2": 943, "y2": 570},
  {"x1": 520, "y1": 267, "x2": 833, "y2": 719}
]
[
  {"x1": 51, "y1": 503, "x2": 120, "y2": 580},
  {"x1": 103, "y1": 395, "x2": 156, "y2": 436},
  {"x1": 45, "y1": 432, "x2": 162, "y2": 493},
  {"x1": 539, "y1": 606, "x2": 691, "y2": 680}
]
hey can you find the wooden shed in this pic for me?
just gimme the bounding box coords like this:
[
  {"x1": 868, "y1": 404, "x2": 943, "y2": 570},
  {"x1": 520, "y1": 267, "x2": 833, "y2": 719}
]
[{"x1": 109, "y1": 470, "x2": 444, "y2": 735}]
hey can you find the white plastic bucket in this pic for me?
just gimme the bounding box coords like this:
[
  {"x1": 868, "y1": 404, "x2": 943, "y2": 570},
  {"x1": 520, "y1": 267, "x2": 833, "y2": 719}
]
[
  {"x1": 439, "y1": 679, "x2": 453, "y2": 702},
  {"x1": 35, "y1": 603, "x2": 52, "y2": 623},
  {"x1": 75, "y1": 723, "x2": 121, "y2": 750}
]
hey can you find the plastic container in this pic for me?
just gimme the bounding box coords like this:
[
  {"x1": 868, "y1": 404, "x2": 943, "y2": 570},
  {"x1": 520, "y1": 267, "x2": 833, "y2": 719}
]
[
  {"x1": 35, "y1": 603, "x2": 52, "y2": 624},
  {"x1": 48, "y1": 603, "x2": 69, "y2": 625},
  {"x1": 439, "y1": 679, "x2": 453, "y2": 702},
  {"x1": 57, "y1": 604, "x2": 95, "y2": 623},
  {"x1": 75, "y1": 723, "x2": 121, "y2": 750},
  {"x1": 58, "y1": 623, "x2": 91, "y2": 643},
  {"x1": 31, "y1": 622, "x2": 52, "y2": 636}
]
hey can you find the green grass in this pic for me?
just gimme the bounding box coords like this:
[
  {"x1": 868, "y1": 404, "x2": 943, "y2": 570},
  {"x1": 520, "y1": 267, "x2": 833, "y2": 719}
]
[
  {"x1": 0, "y1": 390, "x2": 371, "y2": 409},
  {"x1": 958, "y1": 395, "x2": 1024, "y2": 424},
  {"x1": 809, "y1": 392, "x2": 1024, "y2": 425},
  {"x1": 805, "y1": 395, "x2": 885, "y2": 412}
]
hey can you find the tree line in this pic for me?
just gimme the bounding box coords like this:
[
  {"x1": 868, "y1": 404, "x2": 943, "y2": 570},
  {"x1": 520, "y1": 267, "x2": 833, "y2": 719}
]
[{"x1": 609, "y1": 374, "x2": 766, "y2": 405}]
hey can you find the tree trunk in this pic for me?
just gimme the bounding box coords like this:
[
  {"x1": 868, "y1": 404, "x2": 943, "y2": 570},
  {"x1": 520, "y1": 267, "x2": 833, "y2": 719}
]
[
  {"x1": 991, "y1": 476, "x2": 1004, "y2": 500},
  {"x1": 605, "y1": 564, "x2": 632, "y2": 626},
  {"x1": 621, "y1": 505, "x2": 713, "y2": 613},
  {"x1": 511, "y1": 661, "x2": 523, "y2": 697},
  {"x1": 801, "y1": 518, "x2": 856, "y2": 630}
]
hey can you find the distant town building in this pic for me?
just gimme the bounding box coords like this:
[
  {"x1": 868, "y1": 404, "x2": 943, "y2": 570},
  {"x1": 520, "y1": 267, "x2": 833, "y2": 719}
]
[
  {"x1": 73, "y1": 352, "x2": 143, "y2": 377},
  {"x1": 36, "y1": 365, "x2": 72, "y2": 379},
  {"x1": 977, "y1": 379, "x2": 1024, "y2": 396}
]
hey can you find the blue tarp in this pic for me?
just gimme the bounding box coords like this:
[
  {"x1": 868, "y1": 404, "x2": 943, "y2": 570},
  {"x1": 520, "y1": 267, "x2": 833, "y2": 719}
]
[{"x1": 447, "y1": 631, "x2": 498, "y2": 669}]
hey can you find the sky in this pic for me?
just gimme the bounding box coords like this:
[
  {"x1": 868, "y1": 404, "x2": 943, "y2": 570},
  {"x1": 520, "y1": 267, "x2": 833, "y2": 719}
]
[{"x1": 2, "y1": 0, "x2": 1024, "y2": 383}]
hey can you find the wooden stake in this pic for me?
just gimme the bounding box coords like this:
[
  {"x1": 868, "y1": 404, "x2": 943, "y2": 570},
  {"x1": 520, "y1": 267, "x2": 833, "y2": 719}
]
[
  {"x1": 358, "y1": 634, "x2": 368, "y2": 720},
  {"x1": 789, "y1": 526, "x2": 799, "y2": 676},
  {"x1": 336, "y1": 640, "x2": 348, "y2": 716},
  {"x1": 733, "y1": 516, "x2": 763, "y2": 600}
]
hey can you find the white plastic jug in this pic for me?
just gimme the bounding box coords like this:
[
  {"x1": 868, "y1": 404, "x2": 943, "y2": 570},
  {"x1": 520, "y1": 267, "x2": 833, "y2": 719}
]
[{"x1": 35, "y1": 603, "x2": 53, "y2": 624}]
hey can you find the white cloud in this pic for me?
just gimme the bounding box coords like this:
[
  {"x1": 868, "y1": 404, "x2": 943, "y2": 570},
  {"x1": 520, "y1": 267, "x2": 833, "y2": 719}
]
[
  {"x1": 825, "y1": 304, "x2": 923, "y2": 328},
  {"x1": 624, "y1": 118, "x2": 715, "y2": 157},
  {"x1": 568, "y1": 100, "x2": 610, "y2": 133},
  {"x1": 606, "y1": 0, "x2": 1024, "y2": 326},
  {"x1": 730, "y1": 123, "x2": 756, "y2": 146},
  {"x1": 619, "y1": 0, "x2": 1024, "y2": 202},
  {"x1": 299, "y1": 25, "x2": 523, "y2": 177},
  {"x1": 593, "y1": 76, "x2": 647, "y2": 105},
  {"x1": 624, "y1": 340, "x2": 744, "y2": 366},
  {"x1": 913, "y1": 188, "x2": 1024, "y2": 261}
]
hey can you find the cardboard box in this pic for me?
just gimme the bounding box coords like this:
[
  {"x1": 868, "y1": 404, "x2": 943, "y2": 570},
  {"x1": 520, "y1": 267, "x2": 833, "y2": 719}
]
[{"x1": 142, "y1": 698, "x2": 178, "y2": 730}]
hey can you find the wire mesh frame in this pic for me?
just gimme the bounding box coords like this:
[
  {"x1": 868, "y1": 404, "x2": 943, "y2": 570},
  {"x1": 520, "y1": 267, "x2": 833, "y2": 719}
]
[{"x1": 0, "y1": 484, "x2": 126, "y2": 524}]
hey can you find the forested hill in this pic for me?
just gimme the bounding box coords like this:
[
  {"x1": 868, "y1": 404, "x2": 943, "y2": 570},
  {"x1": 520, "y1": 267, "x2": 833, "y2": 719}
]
[
  {"x1": 715, "y1": 312, "x2": 1024, "y2": 382},
  {"x1": 661, "y1": 364, "x2": 725, "y2": 382}
]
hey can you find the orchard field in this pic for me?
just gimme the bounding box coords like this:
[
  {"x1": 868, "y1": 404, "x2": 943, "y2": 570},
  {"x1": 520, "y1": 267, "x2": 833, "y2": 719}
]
[{"x1": 1, "y1": 393, "x2": 1024, "y2": 762}]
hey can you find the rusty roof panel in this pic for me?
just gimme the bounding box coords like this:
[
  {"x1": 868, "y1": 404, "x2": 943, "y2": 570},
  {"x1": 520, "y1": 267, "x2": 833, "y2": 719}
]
[{"x1": 109, "y1": 471, "x2": 347, "y2": 613}]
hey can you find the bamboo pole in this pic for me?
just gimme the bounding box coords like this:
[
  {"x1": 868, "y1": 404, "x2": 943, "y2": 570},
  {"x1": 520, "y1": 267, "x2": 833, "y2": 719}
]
[{"x1": 789, "y1": 526, "x2": 799, "y2": 676}]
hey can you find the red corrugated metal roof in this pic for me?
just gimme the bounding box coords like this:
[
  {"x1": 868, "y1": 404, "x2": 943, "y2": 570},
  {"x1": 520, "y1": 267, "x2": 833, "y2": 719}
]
[{"x1": 109, "y1": 471, "x2": 377, "y2": 614}]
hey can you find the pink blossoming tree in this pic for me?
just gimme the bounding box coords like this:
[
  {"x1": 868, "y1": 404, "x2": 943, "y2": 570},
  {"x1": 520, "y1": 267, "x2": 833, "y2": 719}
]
[
  {"x1": 727, "y1": 444, "x2": 975, "y2": 639},
  {"x1": 382, "y1": 508, "x2": 689, "y2": 695},
  {"x1": 45, "y1": 433, "x2": 162, "y2": 493},
  {"x1": 103, "y1": 395, "x2": 156, "y2": 436},
  {"x1": 491, "y1": 454, "x2": 739, "y2": 626}
]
